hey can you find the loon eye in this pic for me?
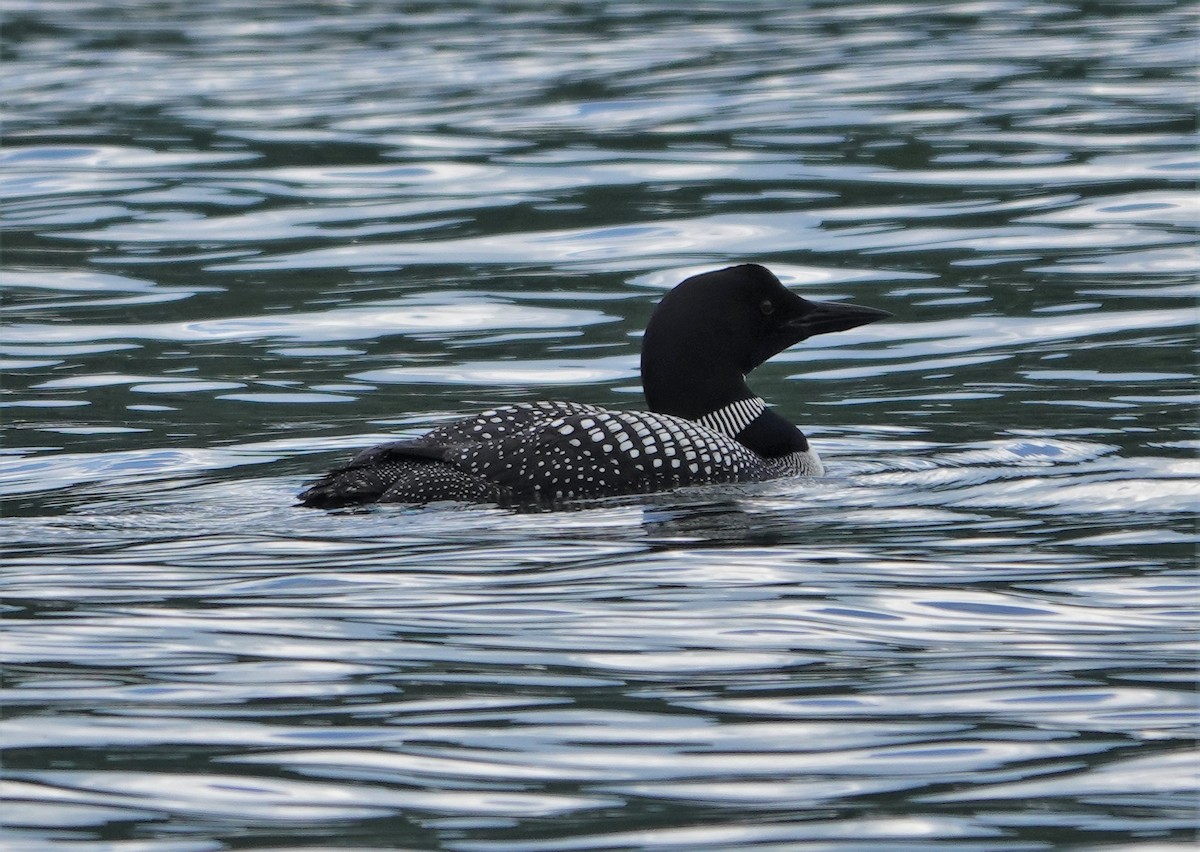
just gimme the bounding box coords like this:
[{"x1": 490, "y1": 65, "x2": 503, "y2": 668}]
[{"x1": 759, "y1": 298, "x2": 775, "y2": 316}]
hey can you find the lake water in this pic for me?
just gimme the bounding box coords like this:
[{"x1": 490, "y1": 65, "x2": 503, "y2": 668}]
[{"x1": 2, "y1": 1, "x2": 1197, "y2": 849}]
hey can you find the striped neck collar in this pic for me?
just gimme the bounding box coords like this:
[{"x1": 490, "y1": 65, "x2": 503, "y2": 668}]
[{"x1": 694, "y1": 397, "x2": 766, "y2": 438}]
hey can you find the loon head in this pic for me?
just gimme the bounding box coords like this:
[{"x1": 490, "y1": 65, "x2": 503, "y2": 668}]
[{"x1": 640, "y1": 263, "x2": 890, "y2": 420}]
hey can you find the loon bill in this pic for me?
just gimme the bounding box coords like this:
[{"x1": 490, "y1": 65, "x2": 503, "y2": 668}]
[{"x1": 299, "y1": 263, "x2": 890, "y2": 509}]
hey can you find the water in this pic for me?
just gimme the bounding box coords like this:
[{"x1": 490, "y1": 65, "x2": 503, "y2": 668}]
[{"x1": 2, "y1": 1, "x2": 1197, "y2": 848}]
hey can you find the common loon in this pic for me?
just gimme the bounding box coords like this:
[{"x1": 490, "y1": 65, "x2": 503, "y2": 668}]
[{"x1": 299, "y1": 264, "x2": 889, "y2": 509}]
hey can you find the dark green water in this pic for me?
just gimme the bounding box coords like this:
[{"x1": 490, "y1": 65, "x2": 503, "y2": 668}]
[{"x1": 2, "y1": 1, "x2": 1197, "y2": 849}]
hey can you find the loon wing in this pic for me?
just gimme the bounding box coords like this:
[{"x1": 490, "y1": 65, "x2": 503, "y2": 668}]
[
  {"x1": 444, "y1": 408, "x2": 772, "y2": 502},
  {"x1": 297, "y1": 402, "x2": 605, "y2": 508}
]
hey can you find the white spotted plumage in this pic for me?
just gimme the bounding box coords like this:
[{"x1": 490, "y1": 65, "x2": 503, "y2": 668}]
[{"x1": 302, "y1": 400, "x2": 821, "y2": 507}]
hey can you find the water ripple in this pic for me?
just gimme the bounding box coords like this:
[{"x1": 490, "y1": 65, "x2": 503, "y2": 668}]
[{"x1": 2, "y1": 0, "x2": 1195, "y2": 848}]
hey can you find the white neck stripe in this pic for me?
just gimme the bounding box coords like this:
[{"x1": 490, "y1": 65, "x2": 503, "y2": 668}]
[{"x1": 695, "y1": 397, "x2": 766, "y2": 438}]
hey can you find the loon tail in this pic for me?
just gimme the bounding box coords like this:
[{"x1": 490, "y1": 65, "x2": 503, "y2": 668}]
[{"x1": 297, "y1": 441, "x2": 494, "y2": 508}]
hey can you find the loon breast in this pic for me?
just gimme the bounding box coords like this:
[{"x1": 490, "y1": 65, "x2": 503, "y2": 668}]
[{"x1": 297, "y1": 401, "x2": 820, "y2": 509}]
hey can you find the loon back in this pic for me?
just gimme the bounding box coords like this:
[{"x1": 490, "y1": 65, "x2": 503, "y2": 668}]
[
  {"x1": 298, "y1": 401, "x2": 824, "y2": 508},
  {"x1": 299, "y1": 264, "x2": 889, "y2": 509}
]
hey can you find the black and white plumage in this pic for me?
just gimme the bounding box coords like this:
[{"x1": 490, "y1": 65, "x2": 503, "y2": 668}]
[{"x1": 299, "y1": 264, "x2": 889, "y2": 509}]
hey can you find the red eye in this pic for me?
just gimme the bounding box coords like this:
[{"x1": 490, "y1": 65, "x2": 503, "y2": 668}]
[{"x1": 759, "y1": 298, "x2": 774, "y2": 315}]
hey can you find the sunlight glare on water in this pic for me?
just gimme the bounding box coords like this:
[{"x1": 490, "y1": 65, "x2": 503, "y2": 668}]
[{"x1": 1, "y1": 1, "x2": 1197, "y2": 850}]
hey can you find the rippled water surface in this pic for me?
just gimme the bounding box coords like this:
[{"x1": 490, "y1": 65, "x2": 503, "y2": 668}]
[{"x1": 2, "y1": 1, "x2": 1198, "y2": 849}]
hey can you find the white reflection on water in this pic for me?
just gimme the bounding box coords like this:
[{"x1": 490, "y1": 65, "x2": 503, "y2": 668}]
[
  {"x1": 207, "y1": 211, "x2": 823, "y2": 270},
  {"x1": 3, "y1": 301, "x2": 612, "y2": 344},
  {"x1": 354, "y1": 355, "x2": 636, "y2": 387},
  {"x1": 2, "y1": 269, "x2": 165, "y2": 292},
  {"x1": 0, "y1": 144, "x2": 259, "y2": 169}
]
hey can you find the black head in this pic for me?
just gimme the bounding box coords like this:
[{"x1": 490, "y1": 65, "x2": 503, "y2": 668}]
[{"x1": 640, "y1": 263, "x2": 890, "y2": 419}]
